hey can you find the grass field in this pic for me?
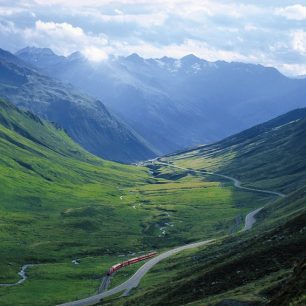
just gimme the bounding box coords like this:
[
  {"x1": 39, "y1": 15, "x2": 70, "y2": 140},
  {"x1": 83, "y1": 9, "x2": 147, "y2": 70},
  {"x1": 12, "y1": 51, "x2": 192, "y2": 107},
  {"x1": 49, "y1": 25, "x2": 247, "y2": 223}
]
[
  {"x1": 109, "y1": 207, "x2": 306, "y2": 306},
  {"x1": 1, "y1": 165, "x2": 267, "y2": 305},
  {"x1": 0, "y1": 98, "x2": 270, "y2": 305},
  {"x1": 163, "y1": 109, "x2": 306, "y2": 194},
  {"x1": 103, "y1": 110, "x2": 306, "y2": 306}
]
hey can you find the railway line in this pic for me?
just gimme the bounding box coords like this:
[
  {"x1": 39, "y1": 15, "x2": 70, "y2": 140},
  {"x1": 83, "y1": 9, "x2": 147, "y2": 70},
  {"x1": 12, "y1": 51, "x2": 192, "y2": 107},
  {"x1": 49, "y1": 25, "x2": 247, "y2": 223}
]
[
  {"x1": 57, "y1": 161, "x2": 285, "y2": 306},
  {"x1": 0, "y1": 161, "x2": 284, "y2": 304}
]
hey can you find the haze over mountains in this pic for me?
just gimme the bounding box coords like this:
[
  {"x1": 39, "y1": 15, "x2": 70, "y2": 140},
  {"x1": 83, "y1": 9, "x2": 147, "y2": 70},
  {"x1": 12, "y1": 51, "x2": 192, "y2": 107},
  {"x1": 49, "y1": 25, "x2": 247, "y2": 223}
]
[
  {"x1": 1, "y1": 0, "x2": 306, "y2": 304},
  {"x1": 1, "y1": 47, "x2": 306, "y2": 306},
  {"x1": 17, "y1": 47, "x2": 306, "y2": 155},
  {"x1": 166, "y1": 107, "x2": 306, "y2": 194},
  {"x1": 0, "y1": 48, "x2": 155, "y2": 163}
]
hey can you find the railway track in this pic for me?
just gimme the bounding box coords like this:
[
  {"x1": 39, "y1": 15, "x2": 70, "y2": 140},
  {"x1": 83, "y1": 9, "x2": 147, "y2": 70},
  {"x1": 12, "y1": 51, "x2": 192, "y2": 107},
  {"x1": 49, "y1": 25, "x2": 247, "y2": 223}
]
[{"x1": 57, "y1": 162, "x2": 285, "y2": 306}]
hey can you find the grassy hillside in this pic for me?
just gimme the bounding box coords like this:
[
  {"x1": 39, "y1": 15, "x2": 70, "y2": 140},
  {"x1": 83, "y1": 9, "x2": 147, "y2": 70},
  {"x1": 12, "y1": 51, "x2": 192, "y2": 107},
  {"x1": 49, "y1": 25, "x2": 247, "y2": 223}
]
[
  {"x1": 113, "y1": 194, "x2": 305, "y2": 306},
  {"x1": 0, "y1": 97, "x2": 151, "y2": 304},
  {"x1": 0, "y1": 97, "x2": 151, "y2": 261},
  {"x1": 0, "y1": 98, "x2": 267, "y2": 305},
  {"x1": 104, "y1": 109, "x2": 306, "y2": 306},
  {"x1": 164, "y1": 108, "x2": 306, "y2": 193},
  {"x1": 108, "y1": 175, "x2": 306, "y2": 306}
]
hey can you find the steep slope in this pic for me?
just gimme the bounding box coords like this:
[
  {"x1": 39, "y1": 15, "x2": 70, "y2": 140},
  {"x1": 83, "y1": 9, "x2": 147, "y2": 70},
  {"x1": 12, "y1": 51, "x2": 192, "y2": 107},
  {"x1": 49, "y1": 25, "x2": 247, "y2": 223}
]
[
  {"x1": 112, "y1": 111, "x2": 306, "y2": 306},
  {"x1": 0, "y1": 97, "x2": 154, "y2": 294},
  {"x1": 17, "y1": 47, "x2": 306, "y2": 154},
  {"x1": 165, "y1": 107, "x2": 306, "y2": 193},
  {"x1": 0, "y1": 48, "x2": 155, "y2": 163},
  {"x1": 0, "y1": 97, "x2": 151, "y2": 265},
  {"x1": 117, "y1": 195, "x2": 306, "y2": 306},
  {"x1": 0, "y1": 98, "x2": 268, "y2": 306}
]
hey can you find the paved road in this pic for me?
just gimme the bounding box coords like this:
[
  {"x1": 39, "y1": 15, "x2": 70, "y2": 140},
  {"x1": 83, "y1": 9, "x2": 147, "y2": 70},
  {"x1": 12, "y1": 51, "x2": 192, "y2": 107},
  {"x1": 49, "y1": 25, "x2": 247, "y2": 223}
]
[
  {"x1": 210, "y1": 172, "x2": 285, "y2": 198},
  {"x1": 158, "y1": 162, "x2": 285, "y2": 231},
  {"x1": 57, "y1": 240, "x2": 214, "y2": 306},
  {"x1": 0, "y1": 264, "x2": 32, "y2": 287},
  {"x1": 57, "y1": 162, "x2": 285, "y2": 306},
  {"x1": 158, "y1": 162, "x2": 285, "y2": 198},
  {"x1": 242, "y1": 207, "x2": 264, "y2": 231},
  {"x1": 160, "y1": 162, "x2": 287, "y2": 231},
  {"x1": 98, "y1": 276, "x2": 111, "y2": 293}
]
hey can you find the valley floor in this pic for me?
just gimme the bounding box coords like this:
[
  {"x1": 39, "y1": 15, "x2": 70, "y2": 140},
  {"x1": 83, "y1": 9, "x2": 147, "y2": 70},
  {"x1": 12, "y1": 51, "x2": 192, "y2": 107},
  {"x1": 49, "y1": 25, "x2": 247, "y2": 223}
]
[
  {"x1": 0, "y1": 161, "x2": 270, "y2": 306},
  {"x1": 1, "y1": 99, "x2": 305, "y2": 306}
]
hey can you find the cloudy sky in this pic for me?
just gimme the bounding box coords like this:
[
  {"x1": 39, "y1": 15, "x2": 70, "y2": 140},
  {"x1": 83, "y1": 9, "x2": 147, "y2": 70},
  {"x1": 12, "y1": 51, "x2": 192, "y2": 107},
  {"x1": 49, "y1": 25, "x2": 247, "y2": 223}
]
[{"x1": 0, "y1": 0, "x2": 306, "y2": 75}]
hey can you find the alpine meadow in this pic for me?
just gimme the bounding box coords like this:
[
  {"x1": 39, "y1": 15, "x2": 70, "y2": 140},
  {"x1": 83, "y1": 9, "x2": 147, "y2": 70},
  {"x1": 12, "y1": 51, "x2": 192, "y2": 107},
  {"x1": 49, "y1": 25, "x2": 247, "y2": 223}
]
[{"x1": 0, "y1": 1, "x2": 305, "y2": 306}]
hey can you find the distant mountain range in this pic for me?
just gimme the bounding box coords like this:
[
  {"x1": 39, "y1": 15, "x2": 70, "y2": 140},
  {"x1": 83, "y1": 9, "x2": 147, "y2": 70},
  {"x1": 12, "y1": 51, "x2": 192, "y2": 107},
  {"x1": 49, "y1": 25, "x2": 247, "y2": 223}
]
[
  {"x1": 0, "y1": 48, "x2": 155, "y2": 163},
  {"x1": 16, "y1": 47, "x2": 306, "y2": 155}
]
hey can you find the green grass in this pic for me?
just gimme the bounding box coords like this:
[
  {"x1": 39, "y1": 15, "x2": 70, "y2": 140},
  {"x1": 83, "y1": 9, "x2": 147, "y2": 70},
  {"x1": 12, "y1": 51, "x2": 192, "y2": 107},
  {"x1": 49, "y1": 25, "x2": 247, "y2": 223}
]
[
  {"x1": 1, "y1": 256, "x2": 111, "y2": 306},
  {"x1": 107, "y1": 110, "x2": 306, "y2": 306},
  {"x1": 103, "y1": 110, "x2": 306, "y2": 306},
  {"x1": 113, "y1": 209, "x2": 306, "y2": 306},
  {"x1": 164, "y1": 109, "x2": 306, "y2": 194},
  {"x1": 0, "y1": 98, "x2": 271, "y2": 305}
]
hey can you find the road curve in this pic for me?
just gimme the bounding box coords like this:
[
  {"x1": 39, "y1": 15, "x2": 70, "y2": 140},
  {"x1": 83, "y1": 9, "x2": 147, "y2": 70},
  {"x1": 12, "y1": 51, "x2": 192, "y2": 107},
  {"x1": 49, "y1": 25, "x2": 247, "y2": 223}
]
[
  {"x1": 57, "y1": 240, "x2": 214, "y2": 306},
  {"x1": 158, "y1": 162, "x2": 285, "y2": 198},
  {"x1": 0, "y1": 264, "x2": 32, "y2": 287},
  {"x1": 209, "y1": 172, "x2": 285, "y2": 198},
  {"x1": 158, "y1": 162, "x2": 286, "y2": 232},
  {"x1": 158, "y1": 162, "x2": 285, "y2": 231},
  {"x1": 57, "y1": 162, "x2": 285, "y2": 306},
  {"x1": 242, "y1": 207, "x2": 264, "y2": 231},
  {"x1": 0, "y1": 160, "x2": 285, "y2": 304}
]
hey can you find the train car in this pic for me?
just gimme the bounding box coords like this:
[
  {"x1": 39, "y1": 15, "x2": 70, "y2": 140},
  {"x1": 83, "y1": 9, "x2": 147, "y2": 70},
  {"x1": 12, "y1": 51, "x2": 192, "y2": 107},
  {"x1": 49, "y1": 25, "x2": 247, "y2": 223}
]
[
  {"x1": 107, "y1": 263, "x2": 123, "y2": 275},
  {"x1": 107, "y1": 252, "x2": 157, "y2": 276}
]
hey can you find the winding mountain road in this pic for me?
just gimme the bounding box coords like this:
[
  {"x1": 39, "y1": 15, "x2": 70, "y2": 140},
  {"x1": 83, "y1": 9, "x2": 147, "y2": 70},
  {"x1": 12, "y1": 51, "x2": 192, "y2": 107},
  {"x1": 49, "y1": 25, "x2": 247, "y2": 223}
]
[
  {"x1": 157, "y1": 162, "x2": 285, "y2": 231},
  {"x1": 58, "y1": 240, "x2": 214, "y2": 306},
  {"x1": 57, "y1": 162, "x2": 285, "y2": 306},
  {"x1": 160, "y1": 162, "x2": 285, "y2": 198}
]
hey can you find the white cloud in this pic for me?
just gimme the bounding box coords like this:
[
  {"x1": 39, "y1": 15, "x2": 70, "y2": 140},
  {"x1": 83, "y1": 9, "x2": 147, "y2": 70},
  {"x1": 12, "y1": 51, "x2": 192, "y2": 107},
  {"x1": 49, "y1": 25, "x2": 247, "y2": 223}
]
[
  {"x1": 114, "y1": 9, "x2": 123, "y2": 15},
  {"x1": 279, "y1": 63, "x2": 306, "y2": 76},
  {"x1": 2, "y1": 20, "x2": 109, "y2": 61},
  {"x1": 244, "y1": 24, "x2": 258, "y2": 32},
  {"x1": 276, "y1": 4, "x2": 306, "y2": 21},
  {"x1": 172, "y1": 1, "x2": 263, "y2": 20},
  {"x1": 31, "y1": 0, "x2": 171, "y2": 7},
  {"x1": 33, "y1": 20, "x2": 109, "y2": 60},
  {"x1": 1, "y1": 1, "x2": 306, "y2": 75},
  {"x1": 35, "y1": 20, "x2": 84, "y2": 38},
  {"x1": 78, "y1": 10, "x2": 167, "y2": 28},
  {"x1": 0, "y1": 20, "x2": 16, "y2": 33},
  {"x1": 83, "y1": 46, "x2": 108, "y2": 61},
  {"x1": 291, "y1": 29, "x2": 306, "y2": 55},
  {"x1": 0, "y1": 7, "x2": 26, "y2": 16}
]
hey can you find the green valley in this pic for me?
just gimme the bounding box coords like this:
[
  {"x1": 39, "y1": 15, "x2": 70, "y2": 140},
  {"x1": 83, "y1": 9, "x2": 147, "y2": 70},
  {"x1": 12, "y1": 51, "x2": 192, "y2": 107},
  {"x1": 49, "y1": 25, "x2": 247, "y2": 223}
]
[
  {"x1": 1, "y1": 3, "x2": 306, "y2": 306},
  {"x1": 0, "y1": 98, "x2": 267, "y2": 305},
  {"x1": 164, "y1": 108, "x2": 306, "y2": 193},
  {"x1": 107, "y1": 108, "x2": 306, "y2": 306}
]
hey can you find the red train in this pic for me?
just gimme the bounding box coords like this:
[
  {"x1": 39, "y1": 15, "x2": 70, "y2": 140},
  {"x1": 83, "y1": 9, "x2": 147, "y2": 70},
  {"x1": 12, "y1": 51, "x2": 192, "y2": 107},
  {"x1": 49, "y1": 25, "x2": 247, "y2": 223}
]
[{"x1": 107, "y1": 252, "x2": 157, "y2": 276}]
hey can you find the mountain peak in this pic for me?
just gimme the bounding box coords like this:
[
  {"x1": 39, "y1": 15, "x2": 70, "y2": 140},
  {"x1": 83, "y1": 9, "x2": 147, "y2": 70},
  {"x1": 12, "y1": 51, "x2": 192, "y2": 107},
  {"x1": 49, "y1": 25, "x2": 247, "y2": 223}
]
[
  {"x1": 181, "y1": 54, "x2": 201, "y2": 63},
  {"x1": 16, "y1": 46, "x2": 55, "y2": 57},
  {"x1": 67, "y1": 51, "x2": 85, "y2": 61},
  {"x1": 0, "y1": 47, "x2": 30, "y2": 67},
  {"x1": 125, "y1": 53, "x2": 144, "y2": 62},
  {"x1": 159, "y1": 56, "x2": 175, "y2": 63}
]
